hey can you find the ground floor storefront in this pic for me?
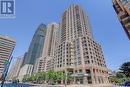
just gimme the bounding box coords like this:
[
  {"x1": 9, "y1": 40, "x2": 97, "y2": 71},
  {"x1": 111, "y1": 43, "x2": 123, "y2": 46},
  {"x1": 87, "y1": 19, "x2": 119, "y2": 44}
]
[{"x1": 55, "y1": 67, "x2": 109, "y2": 85}]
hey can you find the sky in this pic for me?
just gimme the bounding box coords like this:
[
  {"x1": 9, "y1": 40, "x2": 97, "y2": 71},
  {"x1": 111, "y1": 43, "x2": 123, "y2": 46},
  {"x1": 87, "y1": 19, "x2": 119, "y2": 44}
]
[{"x1": 0, "y1": 0, "x2": 130, "y2": 71}]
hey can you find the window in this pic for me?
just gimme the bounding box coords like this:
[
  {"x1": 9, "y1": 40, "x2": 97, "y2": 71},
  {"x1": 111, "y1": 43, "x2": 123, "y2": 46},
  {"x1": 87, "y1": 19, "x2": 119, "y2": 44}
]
[
  {"x1": 79, "y1": 69, "x2": 82, "y2": 73},
  {"x1": 128, "y1": 28, "x2": 130, "y2": 31},
  {"x1": 128, "y1": 4, "x2": 130, "y2": 9},
  {"x1": 121, "y1": 0, "x2": 129, "y2": 5}
]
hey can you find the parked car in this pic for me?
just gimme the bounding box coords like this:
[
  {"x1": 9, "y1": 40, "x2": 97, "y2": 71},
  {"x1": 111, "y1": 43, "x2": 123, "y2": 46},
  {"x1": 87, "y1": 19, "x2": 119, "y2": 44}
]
[
  {"x1": 118, "y1": 80, "x2": 130, "y2": 86},
  {"x1": 124, "y1": 80, "x2": 130, "y2": 86},
  {"x1": 33, "y1": 81, "x2": 37, "y2": 84},
  {"x1": 12, "y1": 79, "x2": 19, "y2": 84}
]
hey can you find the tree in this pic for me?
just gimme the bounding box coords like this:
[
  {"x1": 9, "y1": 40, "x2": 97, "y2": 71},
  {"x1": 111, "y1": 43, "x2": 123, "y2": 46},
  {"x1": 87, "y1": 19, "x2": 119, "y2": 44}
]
[
  {"x1": 22, "y1": 71, "x2": 73, "y2": 84},
  {"x1": 29, "y1": 74, "x2": 37, "y2": 82},
  {"x1": 116, "y1": 72, "x2": 126, "y2": 78},
  {"x1": 36, "y1": 72, "x2": 46, "y2": 83},
  {"x1": 46, "y1": 71, "x2": 67, "y2": 84},
  {"x1": 46, "y1": 70, "x2": 55, "y2": 84},
  {"x1": 109, "y1": 72, "x2": 128, "y2": 83},
  {"x1": 120, "y1": 61, "x2": 130, "y2": 77},
  {"x1": 22, "y1": 74, "x2": 30, "y2": 82}
]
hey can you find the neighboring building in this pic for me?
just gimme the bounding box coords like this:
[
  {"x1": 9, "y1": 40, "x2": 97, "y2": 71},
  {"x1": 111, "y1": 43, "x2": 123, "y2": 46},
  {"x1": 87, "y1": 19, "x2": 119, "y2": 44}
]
[
  {"x1": 43, "y1": 4, "x2": 109, "y2": 85},
  {"x1": 8, "y1": 56, "x2": 23, "y2": 81},
  {"x1": 113, "y1": 0, "x2": 130, "y2": 39},
  {"x1": 33, "y1": 57, "x2": 45, "y2": 73},
  {"x1": 42, "y1": 23, "x2": 59, "y2": 58},
  {"x1": 34, "y1": 23, "x2": 59, "y2": 72},
  {"x1": 0, "y1": 35, "x2": 16, "y2": 78},
  {"x1": 23, "y1": 23, "x2": 46, "y2": 66},
  {"x1": 21, "y1": 52, "x2": 28, "y2": 67},
  {"x1": 18, "y1": 64, "x2": 33, "y2": 82}
]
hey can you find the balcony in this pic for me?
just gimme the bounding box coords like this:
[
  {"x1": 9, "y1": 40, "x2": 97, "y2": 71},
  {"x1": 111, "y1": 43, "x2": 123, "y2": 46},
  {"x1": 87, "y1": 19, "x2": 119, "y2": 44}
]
[
  {"x1": 122, "y1": 16, "x2": 130, "y2": 24},
  {"x1": 118, "y1": 11, "x2": 127, "y2": 19},
  {"x1": 127, "y1": 30, "x2": 130, "y2": 36},
  {"x1": 125, "y1": 23, "x2": 130, "y2": 28}
]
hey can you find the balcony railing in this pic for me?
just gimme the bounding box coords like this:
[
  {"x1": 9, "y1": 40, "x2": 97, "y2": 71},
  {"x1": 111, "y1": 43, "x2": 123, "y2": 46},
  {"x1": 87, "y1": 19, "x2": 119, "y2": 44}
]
[
  {"x1": 118, "y1": 11, "x2": 127, "y2": 19},
  {"x1": 125, "y1": 22, "x2": 130, "y2": 28},
  {"x1": 122, "y1": 16, "x2": 130, "y2": 24}
]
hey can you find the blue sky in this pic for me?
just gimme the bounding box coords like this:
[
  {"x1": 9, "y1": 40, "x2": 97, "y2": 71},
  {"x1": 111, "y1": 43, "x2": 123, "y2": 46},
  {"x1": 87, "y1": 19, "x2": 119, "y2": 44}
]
[{"x1": 0, "y1": 0, "x2": 130, "y2": 71}]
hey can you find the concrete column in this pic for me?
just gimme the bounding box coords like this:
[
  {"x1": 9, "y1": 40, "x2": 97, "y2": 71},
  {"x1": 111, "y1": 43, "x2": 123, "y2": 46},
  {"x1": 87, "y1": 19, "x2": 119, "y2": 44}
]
[
  {"x1": 90, "y1": 68, "x2": 95, "y2": 84},
  {"x1": 99, "y1": 76, "x2": 102, "y2": 84},
  {"x1": 98, "y1": 76, "x2": 100, "y2": 84},
  {"x1": 102, "y1": 76, "x2": 105, "y2": 83},
  {"x1": 106, "y1": 76, "x2": 109, "y2": 83},
  {"x1": 101, "y1": 76, "x2": 103, "y2": 83},
  {"x1": 94, "y1": 72, "x2": 98, "y2": 84},
  {"x1": 83, "y1": 69, "x2": 88, "y2": 85},
  {"x1": 65, "y1": 70, "x2": 68, "y2": 85},
  {"x1": 61, "y1": 80, "x2": 64, "y2": 84},
  {"x1": 83, "y1": 76, "x2": 88, "y2": 85},
  {"x1": 73, "y1": 76, "x2": 76, "y2": 84},
  {"x1": 73, "y1": 70, "x2": 76, "y2": 84}
]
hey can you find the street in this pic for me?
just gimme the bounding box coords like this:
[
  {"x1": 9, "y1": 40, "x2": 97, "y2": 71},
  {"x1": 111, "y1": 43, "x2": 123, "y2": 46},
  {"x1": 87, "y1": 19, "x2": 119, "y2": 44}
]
[
  {"x1": 0, "y1": 83, "x2": 126, "y2": 87},
  {"x1": 0, "y1": 83, "x2": 29, "y2": 87}
]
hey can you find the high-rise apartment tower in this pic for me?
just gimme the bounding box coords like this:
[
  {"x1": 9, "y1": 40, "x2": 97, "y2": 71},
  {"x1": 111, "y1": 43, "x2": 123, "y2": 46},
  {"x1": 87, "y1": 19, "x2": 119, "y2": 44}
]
[
  {"x1": 8, "y1": 56, "x2": 23, "y2": 80},
  {"x1": 42, "y1": 5, "x2": 109, "y2": 85},
  {"x1": 23, "y1": 23, "x2": 46, "y2": 65},
  {"x1": 35, "y1": 23, "x2": 59, "y2": 72},
  {"x1": 0, "y1": 35, "x2": 16, "y2": 78}
]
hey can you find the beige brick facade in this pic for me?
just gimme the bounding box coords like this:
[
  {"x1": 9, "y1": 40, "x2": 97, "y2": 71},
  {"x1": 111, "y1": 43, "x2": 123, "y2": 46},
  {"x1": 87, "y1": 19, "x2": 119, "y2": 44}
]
[{"x1": 37, "y1": 5, "x2": 109, "y2": 85}]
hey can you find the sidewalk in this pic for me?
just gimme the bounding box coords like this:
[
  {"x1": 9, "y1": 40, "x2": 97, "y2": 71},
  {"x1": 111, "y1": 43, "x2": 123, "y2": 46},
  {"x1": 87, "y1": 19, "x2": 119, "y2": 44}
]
[
  {"x1": 35, "y1": 84, "x2": 115, "y2": 87},
  {"x1": 66, "y1": 84, "x2": 113, "y2": 87}
]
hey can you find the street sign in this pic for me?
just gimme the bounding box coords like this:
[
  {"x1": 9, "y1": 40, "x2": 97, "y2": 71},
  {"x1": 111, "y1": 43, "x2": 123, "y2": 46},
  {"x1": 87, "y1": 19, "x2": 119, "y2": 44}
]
[{"x1": 3, "y1": 60, "x2": 8, "y2": 65}]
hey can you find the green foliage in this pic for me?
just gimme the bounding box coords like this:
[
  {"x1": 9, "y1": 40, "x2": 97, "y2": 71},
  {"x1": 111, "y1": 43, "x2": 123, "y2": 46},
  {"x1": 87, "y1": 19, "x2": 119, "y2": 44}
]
[
  {"x1": 109, "y1": 61, "x2": 130, "y2": 83},
  {"x1": 116, "y1": 72, "x2": 126, "y2": 78},
  {"x1": 120, "y1": 61, "x2": 130, "y2": 77},
  {"x1": 22, "y1": 70, "x2": 71, "y2": 84},
  {"x1": 22, "y1": 74, "x2": 31, "y2": 82},
  {"x1": 109, "y1": 72, "x2": 129, "y2": 83}
]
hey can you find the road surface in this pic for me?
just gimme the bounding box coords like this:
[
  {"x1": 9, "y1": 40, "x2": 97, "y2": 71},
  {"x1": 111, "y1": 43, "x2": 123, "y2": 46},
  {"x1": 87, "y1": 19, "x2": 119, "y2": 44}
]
[{"x1": 0, "y1": 83, "x2": 125, "y2": 87}]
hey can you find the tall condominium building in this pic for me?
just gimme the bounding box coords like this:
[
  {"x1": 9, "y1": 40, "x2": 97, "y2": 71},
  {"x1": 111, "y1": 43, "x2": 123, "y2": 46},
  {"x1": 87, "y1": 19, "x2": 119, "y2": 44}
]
[
  {"x1": 113, "y1": 0, "x2": 130, "y2": 39},
  {"x1": 0, "y1": 35, "x2": 16, "y2": 78},
  {"x1": 8, "y1": 56, "x2": 23, "y2": 80},
  {"x1": 23, "y1": 23, "x2": 46, "y2": 65},
  {"x1": 44, "y1": 5, "x2": 109, "y2": 85},
  {"x1": 34, "y1": 23, "x2": 59, "y2": 72}
]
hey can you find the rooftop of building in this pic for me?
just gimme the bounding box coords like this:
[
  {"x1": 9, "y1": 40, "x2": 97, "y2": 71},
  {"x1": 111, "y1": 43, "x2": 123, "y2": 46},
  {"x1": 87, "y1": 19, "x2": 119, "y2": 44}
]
[{"x1": 0, "y1": 35, "x2": 16, "y2": 42}]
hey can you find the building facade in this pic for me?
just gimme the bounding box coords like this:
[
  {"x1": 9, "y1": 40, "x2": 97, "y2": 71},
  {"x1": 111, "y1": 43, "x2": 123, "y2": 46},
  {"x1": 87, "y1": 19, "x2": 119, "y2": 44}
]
[
  {"x1": 0, "y1": 35, "x2": 16, "y2": 78},
  {"x1": 113, "y1": 0, "x2": 130, "y2": 39},
  {"x1": 35, "y1": 23, "x2": 59, "y2": 72},
  {"x1": 40, "y1": 5, "x2": 109, "y2": 85},
  {"x1": 23, "y1": 23, "x2": 46, "y2": 65},
  {"x1": 18, "y1": 64, "x2": 33, "y2": 82},
  {"x1": 21, "y1": 52, "x2": 28, "y2": 67},
  {"x1": 8, "y1": 56, "x2": 23, "y2": 81}
]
